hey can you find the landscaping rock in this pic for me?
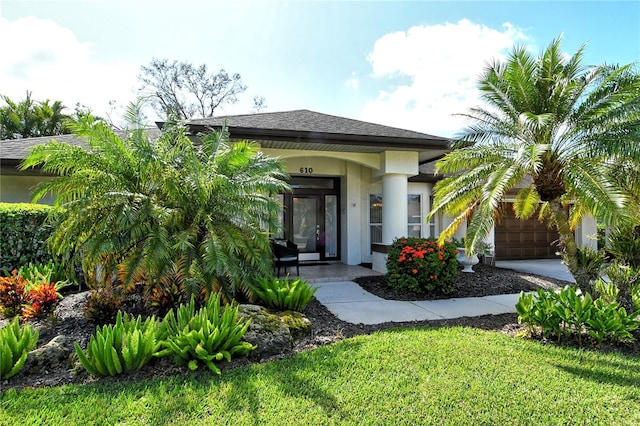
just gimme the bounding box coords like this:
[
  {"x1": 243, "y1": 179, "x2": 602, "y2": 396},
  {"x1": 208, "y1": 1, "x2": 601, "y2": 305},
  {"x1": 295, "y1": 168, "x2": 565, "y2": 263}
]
[
  {"x1": 24, "y1": 335, "x2": 73, "y2": 374},
  {"x1": 238, "y1": 304, "x2": 311, "y2": 360}
]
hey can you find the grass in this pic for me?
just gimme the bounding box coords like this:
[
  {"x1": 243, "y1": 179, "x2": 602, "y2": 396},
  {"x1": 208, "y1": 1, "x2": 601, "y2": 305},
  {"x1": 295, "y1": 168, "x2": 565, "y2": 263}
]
[{"x1": 2, "y1": 327, "x2": 639, "y2": 425}]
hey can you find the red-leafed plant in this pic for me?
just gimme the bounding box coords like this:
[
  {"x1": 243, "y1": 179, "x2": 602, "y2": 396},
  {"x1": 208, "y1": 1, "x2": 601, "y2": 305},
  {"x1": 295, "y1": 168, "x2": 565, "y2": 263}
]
[
  {"x1": 0, "y1": 270, "x2": 28, "y2": 318},
  {"x1": 21, "y1": 282, "x2": 64, "y2": 321},
  {"x1": 385, "y1": 237, "x2": 459, "y2": 294}
]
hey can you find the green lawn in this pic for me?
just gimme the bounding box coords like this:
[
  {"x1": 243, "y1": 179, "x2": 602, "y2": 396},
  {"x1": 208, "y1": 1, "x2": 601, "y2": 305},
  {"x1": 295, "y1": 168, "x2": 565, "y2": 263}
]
[{"x1": 2, "y1": 327, "x2": 639, "y2": 425}]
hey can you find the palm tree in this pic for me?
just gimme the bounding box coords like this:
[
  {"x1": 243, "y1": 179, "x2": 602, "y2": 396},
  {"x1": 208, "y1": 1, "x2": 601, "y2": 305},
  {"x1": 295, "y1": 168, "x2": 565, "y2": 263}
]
[
  {"x1": 20, "y1": 104, "x2": 290, "y2": 302},
  {"x1": 0, "y1": 92, "x2": 72, "y2": 139},
  {"x1": 428, "y1": 37, "x2": 640, "y2": 291}
]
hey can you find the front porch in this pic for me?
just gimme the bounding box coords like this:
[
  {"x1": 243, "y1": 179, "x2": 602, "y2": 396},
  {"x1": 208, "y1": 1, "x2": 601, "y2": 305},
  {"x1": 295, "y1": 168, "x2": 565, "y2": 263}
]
[{"x1": 284, "y1": 261, "x2": 382, "y2": 283}]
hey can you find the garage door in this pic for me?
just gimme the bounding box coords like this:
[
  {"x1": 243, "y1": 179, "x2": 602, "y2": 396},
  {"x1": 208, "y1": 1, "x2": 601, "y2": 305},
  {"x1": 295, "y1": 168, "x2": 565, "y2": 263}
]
[{"x1": 494, "y1": 204, "x2": 560, "y2": 260}]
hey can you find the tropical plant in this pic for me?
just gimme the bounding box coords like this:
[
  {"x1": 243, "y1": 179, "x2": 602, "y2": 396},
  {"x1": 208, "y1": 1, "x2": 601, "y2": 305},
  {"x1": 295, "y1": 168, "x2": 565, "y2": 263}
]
[
  {"x1": 73, "y1": 311, "x2": 164, "y2": 377},
  {"x1": 516, "y1": 286, "x2": 640, "y2": 345},
  {"x1": 158, "y1": 294, "x2": 255, "y2": 374},
  {"x1": 0, "y1": 91, "x2": 73, "y2": 140},
  {"x1": 17, "y1": 260, "x2": 68, "y2": 287},
  {"x1": 20, "y1": 103, "x2": 290, "y2": 302},
  {"x1": 0, "y1": 270, "x2": 27, "y2": 318},
  {"x1": 21, "y1": 281, "x2": 67, "y2": 321},
  {"x1": 253, "y1": 277, "x2": 317, "y2": 311},
  {"x1": 607, "y1": 223, "x2": 640, "y2": 267},
  {"x1": 385, "y1": 237, "x2": 459, "y2": 294},
  {"x1": 83, "y1": 288, "x2": 124, "y2": 325},
  {"x1": 603, "y1": 261, "x2": 640, "y2": 315},
  {"x1": 428, "y1": 37, "x2": 640, "y2": 293},
  {"x1": 0, "y1": 317, "x2": 39, "y2": 379},
  {"x1": 573, "y1": 247, "x2": 606, "y2": 294}
]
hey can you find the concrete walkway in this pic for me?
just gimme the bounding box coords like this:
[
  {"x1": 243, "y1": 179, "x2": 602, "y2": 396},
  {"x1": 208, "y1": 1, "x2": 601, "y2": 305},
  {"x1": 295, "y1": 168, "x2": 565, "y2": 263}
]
[{"x1": 313, "y1": 259, "x2": 573, "y2": 325}]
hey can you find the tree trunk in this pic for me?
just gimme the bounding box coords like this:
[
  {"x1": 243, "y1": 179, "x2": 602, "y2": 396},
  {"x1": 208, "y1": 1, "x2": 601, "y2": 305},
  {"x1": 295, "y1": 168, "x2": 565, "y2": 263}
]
[{"x1": 548, "y1": 199, "x2": 590, "y2": 292}]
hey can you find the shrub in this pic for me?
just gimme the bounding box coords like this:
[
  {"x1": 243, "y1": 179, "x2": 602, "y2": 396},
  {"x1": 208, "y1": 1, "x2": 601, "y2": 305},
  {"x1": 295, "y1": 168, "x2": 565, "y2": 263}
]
[
  {"x1": 607, "y1": 224, "x2": 640, "y2": 267},
  {"x1": 516, "y1": 286, "x2": 640, "y2": 345},
  {"x1": 574, "y1": 247, "x2": 606, "y2": 294},
  {"x1": 74, "y1": 311, "x2": 163, "y2": 377},
  {"x1": 0, "y1": 203, "x2": 56, "y2": 272},
  {"x1": 253, "y1": 277, "x2": 317, "y2": 311},
  {"x1": 84, "y1": 288, "x2": 124, "y2": 325},
  {"x1": 603, "y1": 261, "x2": 640, "y2": 315},
  {"x1": 0, "y1": 271, "x2": 28, "y2": 318},
  {"x1": 588, "y1": 299, "x2": 639, "y2": 344},
  {"x1": 17, "y1": 260, "x2": 69, "y2": 288},
  {"x1": 0, "y1": 269, "x2": 66, "y2": 321},
  {"x1": 0, "y1": 317, "x2": 39, "y2": 379},
  {"x1": 385, "y1": 237, "x2": 458, "y2": 294},
  {"x1": 158, "y1": 294, "x2": 255, "y2": 374},
  {"x1": 21, "y1": 281, "x2": 67, "y2": 321}
]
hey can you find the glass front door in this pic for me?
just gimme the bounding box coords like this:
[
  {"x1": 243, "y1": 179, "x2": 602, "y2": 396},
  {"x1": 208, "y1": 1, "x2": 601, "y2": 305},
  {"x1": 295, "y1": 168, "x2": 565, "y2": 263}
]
[
  {"x1": 292, "y1": 196, "x2": 318, "y2": 253},
  {"x1": 279, "y1": 178, "x2": 340, "y2": 261}
]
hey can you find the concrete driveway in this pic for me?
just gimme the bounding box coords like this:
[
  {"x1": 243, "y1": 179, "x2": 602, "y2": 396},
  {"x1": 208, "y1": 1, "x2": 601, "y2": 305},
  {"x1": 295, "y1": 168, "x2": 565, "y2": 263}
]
[{"x1": 494, "y1": 259, "x2": 574, "y2": 283}]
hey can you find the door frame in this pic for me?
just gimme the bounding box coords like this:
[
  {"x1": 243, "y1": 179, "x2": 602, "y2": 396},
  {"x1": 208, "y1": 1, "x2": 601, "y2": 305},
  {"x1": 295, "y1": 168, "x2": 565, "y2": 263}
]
[{"x1": 281, "y1": 177, "x2": 340, "y2": 261}]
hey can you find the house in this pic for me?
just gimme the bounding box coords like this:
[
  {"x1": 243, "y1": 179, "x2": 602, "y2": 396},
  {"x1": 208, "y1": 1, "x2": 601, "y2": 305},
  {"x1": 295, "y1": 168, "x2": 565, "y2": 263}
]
[{"x1": 0, "y1": 109, "x2": 596, "y2": 272}]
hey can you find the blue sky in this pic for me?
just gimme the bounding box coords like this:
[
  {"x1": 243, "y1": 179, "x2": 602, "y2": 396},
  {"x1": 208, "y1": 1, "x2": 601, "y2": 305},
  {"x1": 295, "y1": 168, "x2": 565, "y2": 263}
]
[{"x1": 1, "y1": 1, "x2": 638, "y2": 137}]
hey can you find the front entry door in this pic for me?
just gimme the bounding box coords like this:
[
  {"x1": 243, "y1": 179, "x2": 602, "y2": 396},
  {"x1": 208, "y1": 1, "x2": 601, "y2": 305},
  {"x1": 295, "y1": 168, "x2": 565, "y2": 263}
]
[
  {"x1": 292, "y1": 196, "x2": 320, "y2": 256},
  {"x1": 279, "y1": 178, "x2": 340, "y2": 261}
]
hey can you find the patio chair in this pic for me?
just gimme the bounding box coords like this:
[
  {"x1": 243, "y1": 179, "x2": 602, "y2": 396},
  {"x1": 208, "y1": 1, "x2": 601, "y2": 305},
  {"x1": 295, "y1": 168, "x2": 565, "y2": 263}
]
[{"x1": 271, "y1": 240, "x2": 300, "y2": 278}]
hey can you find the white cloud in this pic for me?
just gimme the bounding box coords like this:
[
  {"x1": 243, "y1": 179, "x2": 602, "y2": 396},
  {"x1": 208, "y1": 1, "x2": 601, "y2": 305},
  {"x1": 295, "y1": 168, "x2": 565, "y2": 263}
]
[
  {"x1": 345, "y1": 71, "x2": 359, "y2": 90},
  {"x1": 360, "y1": 19, "x2": 530, "y2": 137},
  {"x1": 0, "y1": 16, "x2": 139, "y2": 124}
]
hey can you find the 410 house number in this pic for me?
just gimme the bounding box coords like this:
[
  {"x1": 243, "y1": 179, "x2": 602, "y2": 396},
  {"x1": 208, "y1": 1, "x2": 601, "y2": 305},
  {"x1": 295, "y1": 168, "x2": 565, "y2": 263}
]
[{"x1": 299, "y1": 167, "x2": 314, "y2": 174}]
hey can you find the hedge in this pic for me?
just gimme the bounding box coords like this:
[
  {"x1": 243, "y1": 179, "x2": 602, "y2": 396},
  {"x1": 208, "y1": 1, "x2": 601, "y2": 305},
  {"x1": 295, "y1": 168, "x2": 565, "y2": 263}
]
[{"x1": 0, "y1": 203, "x2": 55, "y2": 272}]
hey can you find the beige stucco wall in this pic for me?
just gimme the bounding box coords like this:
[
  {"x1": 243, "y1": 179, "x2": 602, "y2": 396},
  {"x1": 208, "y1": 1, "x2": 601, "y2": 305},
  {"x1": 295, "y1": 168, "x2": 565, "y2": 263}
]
[{"x1": 0, "y1": 175, "x2": 55, "y2": 205}]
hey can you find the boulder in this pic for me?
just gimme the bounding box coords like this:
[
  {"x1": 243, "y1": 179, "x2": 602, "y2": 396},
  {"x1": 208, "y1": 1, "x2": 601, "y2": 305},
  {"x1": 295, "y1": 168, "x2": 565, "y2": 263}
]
[
  {"x1": 25, "y1": 335, "x2": 73, "y2": 374},
  {"x1": 238, "y1": 304, "x2": 311, "y2": 360}
]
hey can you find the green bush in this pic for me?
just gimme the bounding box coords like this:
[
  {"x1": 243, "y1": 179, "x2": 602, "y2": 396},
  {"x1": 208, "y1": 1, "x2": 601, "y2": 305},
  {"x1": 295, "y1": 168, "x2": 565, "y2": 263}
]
[
  {"x1": 0, "y1": 203, "x2": 56, "y2": 272},
  {"x1": 158, "y1": 294, "x2": 255, "y2": 374},
  {"x1": 17, "y1": 259, "x2": 68, "y2": 287},
  {"x1": 516, "y1": 286, "x2": 640, "y2": 345},
  {"x1": 253, "y1": 277, "x2": 317, "y2": 311},
  {"x1": 607, "y1": 224, "x2": 640, "y2": 267},
  {"x1": 0, "y1": 317, "x2": 39, "y2": 379},
  {"x1": 73, "y1": 310, "x2": 164, "y2": 377},
  {"x1": 385, "y1": 237, "x2": 459, "y2": 294}
]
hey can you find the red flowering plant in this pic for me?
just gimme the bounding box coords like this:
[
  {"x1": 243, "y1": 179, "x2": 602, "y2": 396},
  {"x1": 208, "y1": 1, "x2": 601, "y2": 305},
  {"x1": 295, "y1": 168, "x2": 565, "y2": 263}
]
[{"x1": 385, "y1": 237, "x2": 459, "y2": 294}]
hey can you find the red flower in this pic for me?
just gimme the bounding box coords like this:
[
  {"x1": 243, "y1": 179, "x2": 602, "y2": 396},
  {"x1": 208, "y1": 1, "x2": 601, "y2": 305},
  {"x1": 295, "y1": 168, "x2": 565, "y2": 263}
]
[{"x1": 412, "y1": 269, "x2": 418, "y2": 274}]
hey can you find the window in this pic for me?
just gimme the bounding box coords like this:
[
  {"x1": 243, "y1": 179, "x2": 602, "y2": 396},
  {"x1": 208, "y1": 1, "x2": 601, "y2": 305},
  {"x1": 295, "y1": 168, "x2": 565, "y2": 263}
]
[
  {"x1": 369, "y1": 194, "x2": 423, "y2": 248},
  {"x1": 407, "y1": 194, "x2": 422, "y2": 237},
  {"x1": 369, "y1": 194, "x2": 383, "y2": 244}
]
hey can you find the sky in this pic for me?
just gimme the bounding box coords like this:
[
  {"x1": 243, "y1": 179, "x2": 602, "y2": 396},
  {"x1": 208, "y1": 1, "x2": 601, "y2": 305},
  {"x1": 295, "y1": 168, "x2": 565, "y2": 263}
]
[{"x1": 1, "y1": 0, "x2": 638, "y2": 137}]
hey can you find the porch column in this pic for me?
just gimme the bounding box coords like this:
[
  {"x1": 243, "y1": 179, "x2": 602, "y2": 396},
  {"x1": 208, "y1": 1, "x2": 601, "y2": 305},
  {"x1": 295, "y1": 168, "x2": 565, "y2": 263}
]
[
  {"x1": 371, "y1": 151, "x2": 418, "y2": 273},
  {"x1": 382, "y1": 173, "x2": 408, "y2": 245}
]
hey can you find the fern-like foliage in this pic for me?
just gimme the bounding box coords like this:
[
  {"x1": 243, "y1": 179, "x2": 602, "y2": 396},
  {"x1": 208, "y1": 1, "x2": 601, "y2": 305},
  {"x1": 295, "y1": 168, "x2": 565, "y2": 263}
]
[
  {"x1": 253, "y1": 277, "x2": 317, "y2": 312},
  {"x1": 20, "y1": 106, "x2": 290, "y2": 302},
  {"x1": 0, "y1": 317, "x2": 39, "y2": 379},
  {"x1": 73, "y1": 310, "x2": 163, "y2": 377},
  {"x1": 158, "y1": 294, "x2": 255, "y2": 374}
]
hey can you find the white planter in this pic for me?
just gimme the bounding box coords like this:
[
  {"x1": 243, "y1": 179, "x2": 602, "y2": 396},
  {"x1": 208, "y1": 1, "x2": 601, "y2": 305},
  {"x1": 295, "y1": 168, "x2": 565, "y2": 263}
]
[{"x1": 457, "y1": 248, "x2": 479, "y2": 273}]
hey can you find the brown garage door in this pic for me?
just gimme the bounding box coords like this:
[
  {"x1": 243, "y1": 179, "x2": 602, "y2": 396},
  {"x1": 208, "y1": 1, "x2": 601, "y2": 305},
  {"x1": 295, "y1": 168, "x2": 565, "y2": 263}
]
[{"x1": 494, "y1": 204, "x2": 560, "y2": 260}]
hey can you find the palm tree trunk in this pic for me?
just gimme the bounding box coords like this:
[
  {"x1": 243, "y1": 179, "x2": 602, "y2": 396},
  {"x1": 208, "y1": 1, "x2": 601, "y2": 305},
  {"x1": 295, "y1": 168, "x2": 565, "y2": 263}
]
[{"x1": 548, "y1": 200, "x2": 589, "y2": 291}]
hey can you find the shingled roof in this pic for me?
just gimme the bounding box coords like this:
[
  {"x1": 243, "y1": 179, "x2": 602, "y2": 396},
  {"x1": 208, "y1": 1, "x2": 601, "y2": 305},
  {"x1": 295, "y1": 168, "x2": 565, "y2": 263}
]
[
  {"x1": 187, "y1": 109, "x2": 451, "y2": 151},
  {"x1": 0, "y1": 128, "x2": 163, "y2": 163}
]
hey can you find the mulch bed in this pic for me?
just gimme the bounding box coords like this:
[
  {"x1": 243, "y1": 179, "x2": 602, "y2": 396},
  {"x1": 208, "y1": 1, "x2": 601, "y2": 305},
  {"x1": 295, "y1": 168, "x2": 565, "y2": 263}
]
[{"x1": 4, "y1": 264, "x2": 637, "y2": 393}]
